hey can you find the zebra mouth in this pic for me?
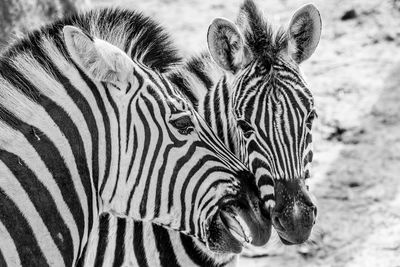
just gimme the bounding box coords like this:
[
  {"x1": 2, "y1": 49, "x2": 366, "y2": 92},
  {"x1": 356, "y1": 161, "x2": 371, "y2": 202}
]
[{"x1": 219, "y1": 209, "x2": 252, "y2": 244}]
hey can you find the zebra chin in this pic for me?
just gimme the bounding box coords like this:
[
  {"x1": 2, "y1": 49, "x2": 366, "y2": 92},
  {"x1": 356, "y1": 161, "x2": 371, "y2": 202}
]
[{"x1": 205, "y1": 179, "x2": 272, "y2": 253}]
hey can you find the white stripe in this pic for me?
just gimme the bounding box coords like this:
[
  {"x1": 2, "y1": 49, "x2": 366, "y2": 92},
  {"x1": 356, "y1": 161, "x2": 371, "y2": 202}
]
[
  {"x1": 143, "y1": 100, "x2": 170, "y2": 220},
  {"x1": 170, "y1": 230, "x2": 197, "y2": 267},
  {"x1": 0, "y1": 161, "x2": 64, "y2": 266},
  {"x1": 260, "y1": 184, "x2": 274, "y2": 197},
  {"x1": 123, "y1": 97, "x2": 157, "y2": 218},
  {"x1": 99, "y1": 81, "x2": 125, "y2": 210},
  {"x1": 102, "y1": 216, "x2": 117, "y2": 266},
  {"x1": 81, "y1": 223, "x2": 100, "y2": 267},
  {"x1": 42, "y1": 38, "x2": 107, "y2": 192},
  {"x1": 0, "y1": 220, "x2": 21, "y2": 267},
  {"x1": 123, "y1": 218, "x2": 137, "y2": 266},
  {"x1": 11, "y1": 53, "x2": 93, "y2": 248},
  {"x1": 143, "y1": 223, "x2": 161, "y2": 267},
  {"x1": 0, "y1": 121, "x2": 80, "y2": 261},
  {"x1": 0, "y1": 75, "x2": 89, "y2": 247}
]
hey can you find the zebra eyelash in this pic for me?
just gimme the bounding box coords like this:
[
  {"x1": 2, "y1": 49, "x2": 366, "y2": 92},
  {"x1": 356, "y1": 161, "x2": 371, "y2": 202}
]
[
  {"x1": 169, "y1": 114, "x2": 195, "y2": 135},
  {"x1": 307, "y1": 110, "x2": 318, "y2": 123}
]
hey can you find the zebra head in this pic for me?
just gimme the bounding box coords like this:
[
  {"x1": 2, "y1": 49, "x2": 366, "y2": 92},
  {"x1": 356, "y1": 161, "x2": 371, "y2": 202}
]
[
  {"x1": 207, "y1": 0, "x2": 321, "y2": 244},
  {"x1": 62, "y1": 25, "x2": 270, "y2": 253}
]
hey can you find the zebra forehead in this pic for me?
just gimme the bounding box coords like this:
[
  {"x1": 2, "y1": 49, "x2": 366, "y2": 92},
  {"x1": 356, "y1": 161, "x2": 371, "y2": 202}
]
[{"x1": 237, "y1": 75, "x2": 314, "y2": 111}]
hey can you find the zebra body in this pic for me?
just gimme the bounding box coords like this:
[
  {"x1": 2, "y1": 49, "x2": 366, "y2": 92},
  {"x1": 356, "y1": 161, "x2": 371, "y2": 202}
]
[
  {"x1": 81, "y1": 0, "x2": 322, "y2": 266},
  {"x1": 81, "y1": 214, "x2": 238, "y2": 267},
  {"x1": 0, "y1": 7, "x2": 270, "y2": 267}
]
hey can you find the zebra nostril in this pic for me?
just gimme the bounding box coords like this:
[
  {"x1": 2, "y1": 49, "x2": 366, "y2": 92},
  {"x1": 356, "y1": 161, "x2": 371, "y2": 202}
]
[
  {"x1": 272, "y1": 213, "x2": 285, "y2": 231},
  {"x1": 313, "y1": 206, "x2": 318, "y2": 218},
  {"x1": 303, "y1": 194, "x2": 315, "y2": 207}
]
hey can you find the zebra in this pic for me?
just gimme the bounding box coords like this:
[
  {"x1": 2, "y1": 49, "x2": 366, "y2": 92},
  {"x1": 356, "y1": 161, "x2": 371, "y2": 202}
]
[
  {"x1": 0, "y1": 8, "x2": 272, "y2": 267},
  {"x1": 79, "y1": 1, "x2": 322, "y2": 266},
  {"x1": 203, "y1": 0, "x2": 321, "y2": 245}
]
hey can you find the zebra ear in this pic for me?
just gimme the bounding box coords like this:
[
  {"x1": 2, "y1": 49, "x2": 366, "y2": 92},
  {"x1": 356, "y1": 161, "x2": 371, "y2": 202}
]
[
  {"x1": 287, "y1": 4, "x2": 322, "y2": 63},
  {"x1": 63, "y1": 25, "x2": 133, "y2": 83},
  {"x1": 207, "y1": 18, "x2": 252, "y2": 73}
]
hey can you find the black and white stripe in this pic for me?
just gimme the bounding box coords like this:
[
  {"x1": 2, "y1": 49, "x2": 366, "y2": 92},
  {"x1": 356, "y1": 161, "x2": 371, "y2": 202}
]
[
  {"x1": 0, "y1": 7, "x2": 265, "y2": 267},
  {"x1": 81, "y1": 0, "x2": 322, "y2": 266}
]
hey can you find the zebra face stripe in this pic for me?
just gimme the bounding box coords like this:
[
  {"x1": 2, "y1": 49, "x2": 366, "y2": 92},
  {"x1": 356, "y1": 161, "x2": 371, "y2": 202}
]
[
  {"x1": 205, "y1": 0, "x2": 321, "y2": 245},
  {"x1": 230, "y1": 56, "x2": 318, "y2": 245},
  {"x1": 233, "y1": 58, "x2": 315, "y2": 183}
]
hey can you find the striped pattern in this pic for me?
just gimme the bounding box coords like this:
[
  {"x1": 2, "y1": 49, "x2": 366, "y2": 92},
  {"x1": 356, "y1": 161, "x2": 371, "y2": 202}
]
[
  {"x1": 81, "y1": 1, "x2": 320, "y2": 266},
  {"x1": 81, "y1": 214, "x2": 237, "y2": 267},
  {"x1": 0, "y1": 8, "x2": 260, "y2": 267},
  {"x1": 80, "y1": 49, "x2": 316, "y2": 267}
]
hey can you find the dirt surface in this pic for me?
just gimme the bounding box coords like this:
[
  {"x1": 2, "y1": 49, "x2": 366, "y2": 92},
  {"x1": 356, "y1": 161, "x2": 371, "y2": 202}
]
[{"x1": 91, "y1": 0, "x2": 400, "y2": 266}]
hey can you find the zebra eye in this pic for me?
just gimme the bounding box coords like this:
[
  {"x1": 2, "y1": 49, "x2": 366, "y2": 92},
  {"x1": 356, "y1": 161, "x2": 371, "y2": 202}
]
[
  {"x1": 170, "y1": 114, "x2": 195, "y2": 135},
  {"x1": 306, "y1": 110, "x2": 318, "y2": 127},
  {"x1": 237, "y1": 119, "x2": 254, "y2": 138}
]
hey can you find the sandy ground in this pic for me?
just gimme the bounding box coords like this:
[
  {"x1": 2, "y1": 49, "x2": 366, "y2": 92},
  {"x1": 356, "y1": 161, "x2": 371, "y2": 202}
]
[{"x1": 91, "y1": 0, "x2": 400, "y2": 266}]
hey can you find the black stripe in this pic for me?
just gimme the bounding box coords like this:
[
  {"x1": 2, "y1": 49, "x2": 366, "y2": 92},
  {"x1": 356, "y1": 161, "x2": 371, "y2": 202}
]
[
  {"x1": 187, "y1": 57, "x2": 213, "y2": 90},
  {"x1": 214, "y1": 82, "x2": 224, "y2": 141},
  {"x1": 133, "y1": 221, "x2": 148, "y2": 267},
  {"x1": 180, "y1": 234, "x2": 225, "y2": 267},
  {"x1": 180, "y1": 156, "x2": 225, "y2": 232},
  {"x1": 126, "y1": 75, "x2": 143, "y2": 152},
  {"x1": 76, "y1": 68, "x2": 112, "y2": 200},
  {"x1": 167, "y1": 142, "x2": 200, "y2": 213},
  {"x1": 221, "y1": 78, "x2": 236, "y2": 153},
  {"x1": 0, "y1": 249, "x2": 6, "y2": 267},
  {"x1": 94, "y1": 214, "x2": 110, "y2": 266},
  {"x1": 243, "y1": 91, "x2": 257, "y2": 120},
  {"x1": 112, "y1": 217, "x2": 126, "y2": 267},
  {"x1": 126, "y1": 126, "x2": 138, "y2": 182},
  {"x1": 0, "y1": 150, "x2": 74, "y2": 266},
  {"x1": 152, "y1": 93, "x2": 186, "y2": 217},
  {"x1": 192, "y1": 169, "x2": 232, "y2": 233},
  {"x1": 0, "y1": 105, "x2": 86, "y2": 251},
  {"x1": 38, "y1": 94, "x2": 93, "y2": 248},
  {"x1": 204, "y1": 91, "x2": 212, "y2": 124},
  {"x1": 140, "y1": 67, "x2": 171, "y2": 98},
  {"x1": 126, "y1": 100, "x2": 151, "y2": 214},
  {"x1": 169, "y1": 73, "x2": 199, "y2": 108},
  {"x1": 8, "y1": 48, "x2": 94, "y2": 219},
  {"x1": 105, "y1": 83, "x2": 122, "y2": 203},
  {"x1": 153, "y1": 225, "x2": 180, "y2": 267},
  {"x1": 139, "y1": 94, "x2": 164, "y2": 217},
  {"x1": 75, "y1": 243, "x2": 87, "y2": 267},
  {"x1": 0, "y1": 187, "x2": 49, "y2": 267},
  {"x1": 40, "y1": 54, "x2": 101, "y2": 213},
  {"x1": 0, "y1": 62, "x2": 94, "y2": 253}
]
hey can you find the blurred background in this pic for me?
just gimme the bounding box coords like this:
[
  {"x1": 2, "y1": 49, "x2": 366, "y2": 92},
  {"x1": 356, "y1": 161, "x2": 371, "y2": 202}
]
[{"x1": 1, "y1": 0, "x2": 400, "y2": 266}]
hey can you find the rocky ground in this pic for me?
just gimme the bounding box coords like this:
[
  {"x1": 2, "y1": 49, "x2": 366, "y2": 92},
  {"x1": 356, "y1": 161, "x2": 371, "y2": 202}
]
[{"x1": 92, "y1": 0, "x2": 400, "y2": 266}]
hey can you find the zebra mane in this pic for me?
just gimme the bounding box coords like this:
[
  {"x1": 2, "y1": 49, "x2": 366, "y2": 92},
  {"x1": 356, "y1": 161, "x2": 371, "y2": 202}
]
[
  {"x1": 236, "y1": 0, "x2": 288, "y2": 65},
  {"x1": 2, "y1": 8, "x2": 181, "y2": 73}
]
